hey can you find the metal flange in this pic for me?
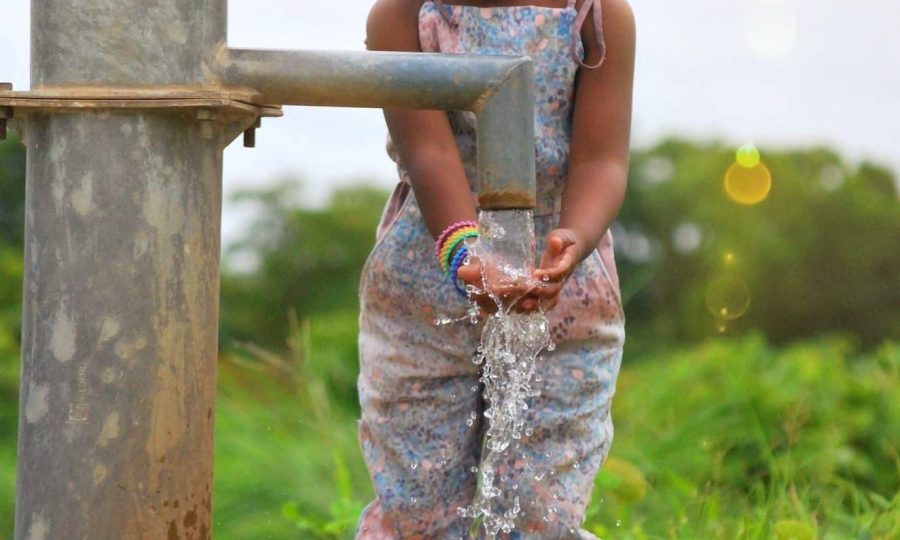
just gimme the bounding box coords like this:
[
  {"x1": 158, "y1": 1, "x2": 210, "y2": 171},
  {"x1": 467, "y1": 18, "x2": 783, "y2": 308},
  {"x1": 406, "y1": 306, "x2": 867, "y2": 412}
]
[{"x1": 0, "y1": 84, "x2": 282, "y2": 146}]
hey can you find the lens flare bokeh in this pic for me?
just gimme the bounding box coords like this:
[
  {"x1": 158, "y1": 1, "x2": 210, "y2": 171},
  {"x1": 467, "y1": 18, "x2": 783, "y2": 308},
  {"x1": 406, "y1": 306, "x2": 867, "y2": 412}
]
[
  {"x1": 724, "y1": 161, "x2": 772, "y2": 205},
  {"x1": 705, "y1": 276, "x2": 752, "y2": 321},
  {"x1": 736, "y1": 145, "x2": 761, "y2": 168}
]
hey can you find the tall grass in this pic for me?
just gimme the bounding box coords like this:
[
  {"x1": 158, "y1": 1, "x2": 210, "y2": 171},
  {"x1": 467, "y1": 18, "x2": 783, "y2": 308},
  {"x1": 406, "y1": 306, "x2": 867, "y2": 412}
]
[
  {"x1": 209, "y1": 311, "x2": 898, "y2": 540},
  {"x1": 585, "y1": 335, "x2": 899, "y2": 539},
  {"x1": 1, "y1": 312, "x2": 896, "y2": 539}
]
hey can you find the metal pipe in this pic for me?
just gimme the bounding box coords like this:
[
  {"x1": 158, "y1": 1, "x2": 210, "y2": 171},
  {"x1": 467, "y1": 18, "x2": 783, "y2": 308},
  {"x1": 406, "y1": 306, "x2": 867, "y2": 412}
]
[
  {"x1": 31, "y1": 0, "x2": 226, "y2": 88},
  {"x1": 475, "y1": 60, "x2": 536, "y2": 210},
  {"x1": 16, "y1": 1, "x2": 226, "y2": 538},
  {"x1": 219, "y1": 48, "x2": 536, "y2": 209}
]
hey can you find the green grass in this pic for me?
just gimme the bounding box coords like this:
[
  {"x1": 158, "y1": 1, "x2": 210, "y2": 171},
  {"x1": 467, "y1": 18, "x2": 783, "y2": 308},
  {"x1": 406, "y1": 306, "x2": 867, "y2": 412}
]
[
  {"x1": 209, "y1": 315, "x2": 898, "y2": 540},
  {"x1": 1, "y1": 314, "x2": 898, "y2": 539},
  {"x1": 584, "y1": 335, "x2": 899, "y2": 539}
]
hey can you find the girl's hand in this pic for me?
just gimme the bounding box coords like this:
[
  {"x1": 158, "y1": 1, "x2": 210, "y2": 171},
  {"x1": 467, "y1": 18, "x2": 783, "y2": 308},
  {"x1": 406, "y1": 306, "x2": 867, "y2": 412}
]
[
  {"x1": 456, "y1": 256, "x2": 539, "y2": 315},
  {"x1": 520, "y1": 228, "x2": 590, "y2": 312}
]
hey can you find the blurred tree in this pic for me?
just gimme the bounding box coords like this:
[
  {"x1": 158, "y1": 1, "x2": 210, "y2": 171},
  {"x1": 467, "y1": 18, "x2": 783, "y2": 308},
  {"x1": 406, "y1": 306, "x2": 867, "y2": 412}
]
[
  {"x1": 0, "y1": 136, "x2": 26, "y2": 248},
  {"x1": 617, "y1": 139, "x2": 900, "y2": 346},
  {"x1": 220, "y1": 183, "x2": 388, "y2": 349},
  {"x1": 1, "y1": 136, "x2": 897, "y2": 353}
]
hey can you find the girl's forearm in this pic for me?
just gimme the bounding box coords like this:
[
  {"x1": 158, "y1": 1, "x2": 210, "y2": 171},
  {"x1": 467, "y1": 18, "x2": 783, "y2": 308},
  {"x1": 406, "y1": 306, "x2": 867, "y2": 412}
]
[
  {"x1": 558, "y1": 159, "x2": 628, "y2": 261},
  {"x1": 384, "y1": 108, "x2": 478, "y2": 240},
  {"x1": 404, "y1": 152, "x2": 478, "y2": 240}
]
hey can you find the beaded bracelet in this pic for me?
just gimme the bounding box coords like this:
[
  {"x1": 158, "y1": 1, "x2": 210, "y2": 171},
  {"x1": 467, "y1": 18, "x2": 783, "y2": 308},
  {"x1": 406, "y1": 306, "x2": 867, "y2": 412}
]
[
  {"x1": 439, "y1": 227, "x2": 478, "y2": 274},
  {"x1": 448, "y1": 246, "x2": 470, "y2": 296},
  {"x1": 434, "y1": 220, "x2": 477, "y2": 259}
]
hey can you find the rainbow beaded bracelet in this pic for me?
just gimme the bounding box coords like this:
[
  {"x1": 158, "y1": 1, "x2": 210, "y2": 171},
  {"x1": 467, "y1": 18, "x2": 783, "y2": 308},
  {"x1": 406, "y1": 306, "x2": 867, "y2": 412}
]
[
  {"x1": 434, "y1": 220, "x2": 479, "y2": 295},
  {"x1": 439, "y1": 226, "x2": 478, "y2": 274},
  {"x1": 434, "y1": 220, "x2": 476, "y2": 259},
  {"x1": 448, "y1": 245, "x2": 470, "y2": 296}
]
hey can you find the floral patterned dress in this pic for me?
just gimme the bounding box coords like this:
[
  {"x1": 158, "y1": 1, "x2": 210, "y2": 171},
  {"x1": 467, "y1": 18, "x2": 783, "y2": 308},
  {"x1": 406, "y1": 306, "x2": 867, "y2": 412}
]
[{"x1": 356, "y1": 1, "x2": 626, "y2": 538}]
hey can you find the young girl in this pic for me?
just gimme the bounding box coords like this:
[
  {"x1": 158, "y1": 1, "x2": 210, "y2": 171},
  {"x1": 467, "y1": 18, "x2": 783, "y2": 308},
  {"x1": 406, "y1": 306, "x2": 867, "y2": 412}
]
[{"x1": 357, "y1": 0, "x2": 635, "y2": 537}]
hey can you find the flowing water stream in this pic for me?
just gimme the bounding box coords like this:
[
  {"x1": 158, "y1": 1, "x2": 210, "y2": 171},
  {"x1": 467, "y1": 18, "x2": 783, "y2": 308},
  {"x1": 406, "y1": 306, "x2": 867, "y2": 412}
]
[{"x1": 439, "y1": 210, "x2": 554, "y2": 538}]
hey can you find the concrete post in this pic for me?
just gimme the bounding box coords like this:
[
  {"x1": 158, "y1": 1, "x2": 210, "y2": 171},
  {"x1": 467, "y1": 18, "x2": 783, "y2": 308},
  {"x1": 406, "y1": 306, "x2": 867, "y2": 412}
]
[{"x1": 16, "y1": 1, "x2": 227, "y2": 538}]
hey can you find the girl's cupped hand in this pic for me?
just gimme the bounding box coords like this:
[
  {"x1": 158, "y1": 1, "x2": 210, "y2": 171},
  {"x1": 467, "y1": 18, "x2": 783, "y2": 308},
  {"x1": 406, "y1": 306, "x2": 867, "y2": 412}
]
[{"x1": 456, "y1": 228, "x2": 588, "y2": 315}]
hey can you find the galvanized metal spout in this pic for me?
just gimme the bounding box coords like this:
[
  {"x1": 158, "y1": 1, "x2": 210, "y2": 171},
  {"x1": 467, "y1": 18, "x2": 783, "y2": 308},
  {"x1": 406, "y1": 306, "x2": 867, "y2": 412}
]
[{"x1": 218, "y1": 48, "x2": 536, "y2": 210}]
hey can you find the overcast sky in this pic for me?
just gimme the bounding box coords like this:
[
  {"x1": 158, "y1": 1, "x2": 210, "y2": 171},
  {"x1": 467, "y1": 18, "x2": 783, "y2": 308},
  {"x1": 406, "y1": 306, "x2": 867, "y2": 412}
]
[{"x1": 1, "y1": 0, "x2": 897, "y2": 244}]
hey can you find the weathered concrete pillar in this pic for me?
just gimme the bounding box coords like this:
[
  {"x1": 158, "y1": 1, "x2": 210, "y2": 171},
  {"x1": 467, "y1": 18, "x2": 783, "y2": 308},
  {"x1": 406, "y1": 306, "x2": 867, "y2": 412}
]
[{"x1": 16, "y1": 1, "x2": 227, "y2": 538}]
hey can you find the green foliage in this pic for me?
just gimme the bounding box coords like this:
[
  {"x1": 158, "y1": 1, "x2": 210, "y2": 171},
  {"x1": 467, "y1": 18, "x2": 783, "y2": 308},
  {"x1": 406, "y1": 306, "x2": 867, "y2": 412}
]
[
  {"x1": 618, "y1": 140, "x2": 900, "y2": 347},
  {"x1": 0, "y1": 238, "x2": 23, "y2": 535},
  {"x1": 1, "y1": 136, "x2": 898, "y2": 539},
  {"x1": 212, "y1": 311, "x2": 370, "y2": 540},
  {"x1": 0, "y1": 141, "x2": 26, "y2": 492},
  {"x1": 584, "y1": 334, "x2": 900, "y2": 539},
  {"x1": 210, "y1": 315, "x2": 899, "y2": 540},
  {"x1": 280, "y1": 453, "x2": 365, "y2": 539},
  {"x1": 220, "y1": 183, "x2": 388, "y2": 350},
  {"x1": 0, "y1": 136, "x2": 26, "y2": 248}
]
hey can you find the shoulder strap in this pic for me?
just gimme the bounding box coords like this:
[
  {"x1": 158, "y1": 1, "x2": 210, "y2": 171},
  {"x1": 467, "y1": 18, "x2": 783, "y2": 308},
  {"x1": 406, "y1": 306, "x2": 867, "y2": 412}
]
[
  {"x1": 571, "y1": 0, "x2": 607, "y2": 69},
  {"x1": 432, "y1": 0, "x2": 453, "y2": 23}
]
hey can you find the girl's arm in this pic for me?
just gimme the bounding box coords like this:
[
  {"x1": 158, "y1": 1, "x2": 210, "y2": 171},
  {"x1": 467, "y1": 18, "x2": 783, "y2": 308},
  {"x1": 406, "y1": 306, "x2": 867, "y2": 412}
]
[
  {"x1": 366, "y1": 0, "x2": 478, "y2": 238},
  {"x1": 368, "y1": 0, "x2": 532, "y2": 311},
  {"x1": 533, "y1": 0, "x2": 636, "y2": 296}
]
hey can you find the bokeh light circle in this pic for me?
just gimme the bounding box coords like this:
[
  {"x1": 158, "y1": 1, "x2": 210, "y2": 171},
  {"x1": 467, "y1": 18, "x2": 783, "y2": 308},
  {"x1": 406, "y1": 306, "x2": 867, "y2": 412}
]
[
  {"x1": 724, "y1": 162, "x2": 772, "y2": 205},
  {"x1": 736, "y1": 145, "x2": 761, "y2": 168},
  {"x1": 705, "y1": 276, "x2": 751, "y2": 321}
]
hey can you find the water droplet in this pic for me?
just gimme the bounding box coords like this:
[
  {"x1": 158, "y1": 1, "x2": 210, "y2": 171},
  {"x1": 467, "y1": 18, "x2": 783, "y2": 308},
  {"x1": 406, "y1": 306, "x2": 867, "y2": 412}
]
[
  {"x1": 410, "y1": 461, "x2": 418, "y2": 470},
  {"x1": 547, "y1": 342, "x2": 556, "y2": 351},
  {"x1": 542, "y1": 274, "x2": 550, "y2": 282},
  {"x1": 573, "y1": 461, "x2": 580, "y2": 469},
  {"x1": 615, "y1": 519, "x2": 622, "y2": 527}
]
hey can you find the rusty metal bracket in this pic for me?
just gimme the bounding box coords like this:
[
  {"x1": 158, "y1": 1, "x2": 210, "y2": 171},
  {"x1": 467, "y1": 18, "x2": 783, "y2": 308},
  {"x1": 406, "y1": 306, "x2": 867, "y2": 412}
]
[{"x1": 0, "y1": 85, "x2": 282, "y2": 144}]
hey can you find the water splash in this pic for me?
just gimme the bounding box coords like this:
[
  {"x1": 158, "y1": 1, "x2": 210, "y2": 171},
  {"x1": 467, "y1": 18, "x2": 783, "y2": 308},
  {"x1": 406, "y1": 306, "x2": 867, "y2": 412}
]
[{"x1": 455, "y1": 210, "x2": 554, "y2": 538}]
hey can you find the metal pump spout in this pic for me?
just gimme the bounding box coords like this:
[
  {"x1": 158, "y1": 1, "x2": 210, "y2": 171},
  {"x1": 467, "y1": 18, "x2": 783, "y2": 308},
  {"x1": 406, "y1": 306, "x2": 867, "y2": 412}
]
[{"x1": 217, "y1": 47, "x2": 536, "y2": 209}]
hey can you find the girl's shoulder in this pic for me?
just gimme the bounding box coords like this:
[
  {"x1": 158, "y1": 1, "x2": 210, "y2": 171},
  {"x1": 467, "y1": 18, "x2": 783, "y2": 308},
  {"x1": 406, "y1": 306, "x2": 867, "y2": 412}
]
[
  {"x1": 580, "y1": 0, "x2": 635, "y2": 67},
  {"x1": 367, "y1": 0, "x2": 429, "y2": 51},
  {"x1": 369, "y1": 0, "x2": 428, "y2": 22}
]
